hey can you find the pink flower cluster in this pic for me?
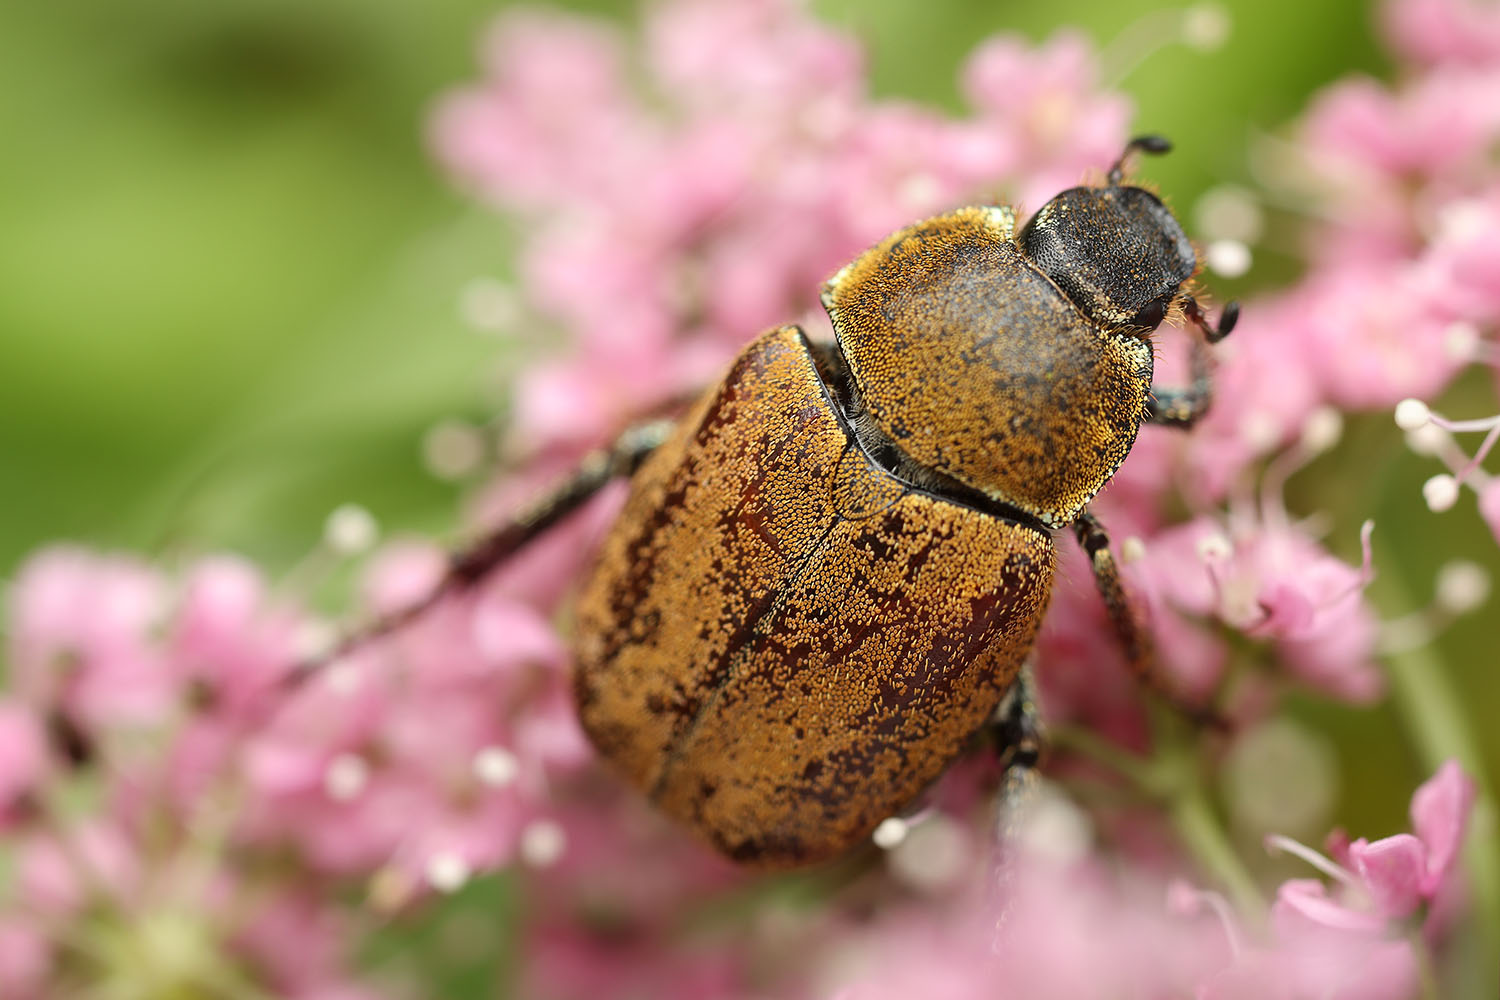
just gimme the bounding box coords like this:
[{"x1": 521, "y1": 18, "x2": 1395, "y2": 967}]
[
  {"x1": 0, "y1": 536, "x2": 690, "y2": 998},
  {"x1": 828, "y1": 761, "x2": 1476, "y2": 1000},
  {"x1": 1210, "y1": 0, "x2": 1500, "y2": 541},
  {"x1": 431, "y1": 0, "x2": 1127, "y2": 456}
]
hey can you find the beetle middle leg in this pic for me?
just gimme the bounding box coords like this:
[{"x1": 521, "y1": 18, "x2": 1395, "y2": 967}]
[
  {"x1": 1144, "y1": 297, "x2": 1239, "y2": 429},
  {"x1": 287, "y1": 419, "x2": 674, "y2": 686},
  {"x1": 1072, "y1": 511, "x2": 1224, "y2": 727}
]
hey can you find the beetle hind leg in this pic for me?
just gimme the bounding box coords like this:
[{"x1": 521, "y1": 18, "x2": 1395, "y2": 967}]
[
  {"x1": 289, "y1": 419, "x2": 675, "y2": 686},
  {"x1": 988, "y1": 662, "x2": 1045, "y2": 910}
]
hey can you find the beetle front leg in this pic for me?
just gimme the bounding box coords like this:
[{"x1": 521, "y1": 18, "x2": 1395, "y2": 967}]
[
  {"x1": 1072, "y1": 511, "x2": 1224, "y2": 728},
  {"x1": 288, "y1": 419, "x2": 674, "y2": 686},
  {"x1": 1144, "y1": 297, "x2": 1238, "y2": 430}
]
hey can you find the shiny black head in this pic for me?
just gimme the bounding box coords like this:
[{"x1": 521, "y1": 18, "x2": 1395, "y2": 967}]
[{"x1": 1019, "y1": 135, "x2": 1196, "y2": 331}]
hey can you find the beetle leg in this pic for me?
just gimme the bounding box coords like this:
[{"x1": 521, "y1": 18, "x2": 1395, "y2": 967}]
[
  {"x1": 448, "y1": 420, "x2": 674, "y2": 585},
  {"x1": 1184, "y1": 296, "x2": 1239, "y2": 344},
  {"x1": 1144, "y1": 337, "x2": 1213, "y2": 429},
  {"x1": 287, "y1": 419, "x2": 674, "y2": 687},
  {"x1": 1144, "y1": 299, "x2": 1238, "y2": 429},
  {"x1": 1072, "y1": 511, "x2": 1226, "y2": 728},
  {"x1": 990, "y1": 663, "x2": 1043, "y2": 911},
  {"x1": 991, "y1": 662, "x2": 1044, "y2": 785}
]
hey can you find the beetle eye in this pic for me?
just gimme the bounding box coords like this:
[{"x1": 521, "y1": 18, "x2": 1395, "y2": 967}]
[{"x1": 1130, "y1": 297, "x2": 1168, "y2": 331}]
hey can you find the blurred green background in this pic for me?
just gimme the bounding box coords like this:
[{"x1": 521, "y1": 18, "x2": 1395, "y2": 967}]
[{"x1": 1, "y1": 0, "x2": 1495, "y2": 991}]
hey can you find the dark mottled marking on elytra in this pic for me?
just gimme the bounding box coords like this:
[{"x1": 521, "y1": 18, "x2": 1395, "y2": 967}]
[{"x1": 574, "y1": 326, "x2": 1053, "y2": 867}]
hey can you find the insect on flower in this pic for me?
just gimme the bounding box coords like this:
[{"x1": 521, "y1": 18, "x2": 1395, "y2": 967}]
[{"x1": 314, "y1": 135, "x2": 1239, "y2": 868}]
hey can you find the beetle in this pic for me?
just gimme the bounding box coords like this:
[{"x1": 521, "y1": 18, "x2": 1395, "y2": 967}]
[{"x1": 314, "y1": 135, "x2": 1237, "y2": 869}]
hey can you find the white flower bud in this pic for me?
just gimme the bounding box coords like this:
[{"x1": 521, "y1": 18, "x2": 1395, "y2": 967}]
[
  {"x1": 1405, "y1": 422, "x2": 1449, "y2": 456},
  {"x1": 1435, "y1": 561, "x2": 1490, "y2": 614},
  {"x1": 1443, "y1": 322, "x2": 1480, "y2": 362},
  {"x1": 472, "y1": 746, "x2": 520, "y2": 788},
  {"x1": 425, "y1": 851, "x2": 471, "y2": 893},
  {"x1": 423, "y1": 420, "x2": 486, "y2": 481},
  {"x1": 1195, "y1": 185, "x2": 1264, "y2": 244},
  {"x1": 1182, "y1": 3, "x2": 1232, "y2": 51},
  {"x1": 887, "y1": 814, "x2": 971, "y2": 894},
  {"x1": 1393, "y1": 398, "x2": 1431, "y2": 431},
  {"x1": 872, "y1": 816, "x2": 909, "y2": 850},
  {"x1": 520, "y1": 820, "x2": 567, "y2": 868},
  {"x1": 1423, "y1": 474, "x2": 1460, "y2": 512},
  {"x1": 324, "y1": 503, "x2": 378, "y2": 556},
  {"x1": 1300, "y1": 406, "x2": 1343, "y2": 453},
  {"x1": 459, "y1": 277, "x2": 521, "y2": 333},
  {"x1": 1205, "y1": 239, "x2": 1252, "y2": 279},
  {"x1": 323, "y1": 753, "x2": 369, "y2": 802},
  {"x1": 1120, "y1": 536, "x2": 1147, "y2": 564}
]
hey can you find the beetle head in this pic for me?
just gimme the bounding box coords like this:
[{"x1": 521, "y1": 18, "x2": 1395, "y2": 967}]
[{"x1": 1019, "y1": 138, "x2": 1195, "y2": 332}]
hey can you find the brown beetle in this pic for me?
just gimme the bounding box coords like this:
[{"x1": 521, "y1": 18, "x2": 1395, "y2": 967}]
[{"x1": 312, "y1": 136, "x2": 1237, "y2": 868}]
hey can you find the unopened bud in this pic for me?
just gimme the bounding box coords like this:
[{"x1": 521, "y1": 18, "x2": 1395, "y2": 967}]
[
  {"x1": 472, "y1": 747, "x2": 520, "y2": 788},
  {"x1": 325, "y1": 504, "x2": 378, "y2": 556},
  {"x1": 1405, "y1": 422, "x2": 1449, "y2": 457},
  {"x1": 872, "y1": 816, "x2": 909, "y2": 850},
  {"x1": 1182, "y1": 3, "x2": 1232, "y2": 51},
  {"x1": 1205, "y1": 239, "x2": 1252, "y2": 279},
  {"x1": 1394, "y1": 398, "x2": 1431, "y2": 431},
  {"x1": 1435, "y1": 561, "x2": 1490, "y2": 614},
  {"x1": 425, "y1": 852, "x2": 471, "y2": 893},
  {"x1": 324, "y1": 753, "x2": 369, "y2": 802},
  {"x1": 1300, "y1": 407, "x2": 1343, "y2": 453},
  {"x1": 520, "y1": 820, "x2": 567, "y2": 868},
  {"x1": 1423, "y1": 474, "x2": 1460, "y2": 512}
]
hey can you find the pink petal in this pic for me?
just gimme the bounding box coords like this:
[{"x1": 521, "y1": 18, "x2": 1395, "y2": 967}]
[
  {"x1": 1348, "y1": 834, "x2": 1427, "y2": 917},
  {"x1": 0, "y1": 700, "x2": 48, "y2": 816},
  {"x1": 1410, "y1": 759, "x2": 1477, "y2": 893},
  {"x1": 1272, "y1": 878, "x2": 1387, "y2": 935}
]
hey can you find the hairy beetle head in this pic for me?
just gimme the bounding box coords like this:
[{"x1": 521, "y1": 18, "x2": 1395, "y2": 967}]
[{"x1": 1019, "y1": 184, "x2": 1196, "y2": 331}]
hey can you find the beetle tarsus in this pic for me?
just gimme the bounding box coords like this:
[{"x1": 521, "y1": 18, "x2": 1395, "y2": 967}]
[
  {"x1": 1072, "y1": 511, "x2": 1226, "y2": 728},
  {"x1": 284, "y1": 419, "x2": 674, "y2": 690},
  {"x1": 1107, "y1": 134, "x2": 1173, "y2": 186},
  {"x1": 1184, "y1": 295, "x2": 1239, "y2": 344}
]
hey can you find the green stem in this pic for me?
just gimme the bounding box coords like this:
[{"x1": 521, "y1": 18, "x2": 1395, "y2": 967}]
[
  {"x1": 1055, "y1": 723, "x2": 1266, "y2": 918},
  {"x1": 1375, "y1": 558, "x2": 1500, "y2": 996},
  {"x1": 1170, "y1": 779, "x2": 1267, "y2": 919}
]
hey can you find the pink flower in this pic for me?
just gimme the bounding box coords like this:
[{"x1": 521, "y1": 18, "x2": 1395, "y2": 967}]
[
  {"x1": 431, "y1": 0, "x2": 1130, "y2": 456},
  {"x1": 7, "y1": 547, "x2": 176, "y2": 730},
  {"x1": 1179, "y1": 757, "x2": 1476, "y2": 1000},
  {"x1": 1478, "y1": 478, "x2": 1500, "y2": 542},
  {"x1": 0, "y1": 920, "x2": 50, "y2": 1000},
  {"x1": 0, "y1": 700, "x2": 47, "y2": 826},
  {"x1": 1381, "y1": 0, "x2": 1500, "y2": 66},
  {"x1": 1139, "y1": 515, "x2": 1382, "y2": 705}
]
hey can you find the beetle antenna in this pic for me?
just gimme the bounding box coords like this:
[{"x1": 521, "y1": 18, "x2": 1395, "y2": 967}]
[
  {"x1": 1183, "y1": 296, "x2": 1239, "y2": 343},
  {"x1": 1107, "y1": 134, "x2": 1172, "y2": 186}
]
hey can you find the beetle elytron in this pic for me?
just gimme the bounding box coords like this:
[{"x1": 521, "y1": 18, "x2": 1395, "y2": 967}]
[{"x1": 370, "y1": 135, "x2": 1238, "y2": 868}]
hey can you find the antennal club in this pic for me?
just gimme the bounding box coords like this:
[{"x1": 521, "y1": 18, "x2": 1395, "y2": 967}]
[{"x1": 1108, "y1": 134, "x2": 1172, "y2": 186}]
